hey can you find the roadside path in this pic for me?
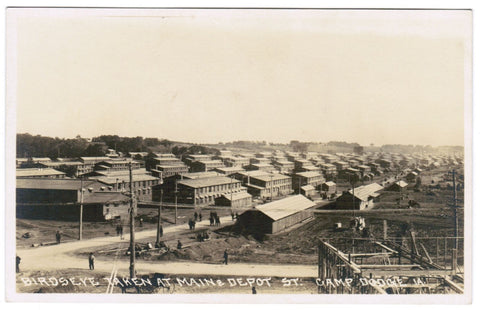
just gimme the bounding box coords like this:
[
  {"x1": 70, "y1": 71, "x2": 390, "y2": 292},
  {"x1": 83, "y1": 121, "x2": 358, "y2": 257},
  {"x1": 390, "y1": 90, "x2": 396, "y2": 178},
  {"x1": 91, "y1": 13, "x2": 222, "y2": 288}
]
[{"x1": 16, "y1": 215, "x2": 318, "y2": 278}]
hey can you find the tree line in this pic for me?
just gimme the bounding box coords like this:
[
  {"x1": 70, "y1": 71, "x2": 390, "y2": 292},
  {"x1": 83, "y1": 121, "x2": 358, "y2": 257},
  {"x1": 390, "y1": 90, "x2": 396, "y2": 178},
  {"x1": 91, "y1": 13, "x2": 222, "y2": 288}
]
[{"x1": 16, "y1": 133, "x2": 175, "y2": 158}]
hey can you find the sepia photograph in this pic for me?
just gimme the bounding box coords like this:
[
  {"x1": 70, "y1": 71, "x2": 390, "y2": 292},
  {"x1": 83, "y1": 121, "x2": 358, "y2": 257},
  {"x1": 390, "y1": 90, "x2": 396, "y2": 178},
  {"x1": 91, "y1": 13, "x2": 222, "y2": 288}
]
[{"x1": 4, "y1": 5, "x2": 473, "y2": 303}]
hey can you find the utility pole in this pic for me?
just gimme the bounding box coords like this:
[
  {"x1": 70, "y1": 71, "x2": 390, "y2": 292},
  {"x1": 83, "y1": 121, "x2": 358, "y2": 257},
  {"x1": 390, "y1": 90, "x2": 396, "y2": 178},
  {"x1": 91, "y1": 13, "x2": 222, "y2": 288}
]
[
  {"x1": 156, "y1": 189, "x2": 163, "y2": 245},
  {"x1": 270, "y1": 174, "x2": 274, "y2": 201},
  {"x1": 129, "y1": 162, "x2": 136, "y2": 278},
  {"x1": 452, "y1": 170, "x2": 458, "y2": 250},
  {"x1": 298, "y1": 176, "x2": 302, "y2": 195},
  {"x1": 230, "y1": 177, "x2": 234, "y2": 211},
  {"x1": 174, "y1": 179, "x2": 178, "y2": 224},
  {"x1": 78, "y1": 177, "x2": 84, "y2": 240}
]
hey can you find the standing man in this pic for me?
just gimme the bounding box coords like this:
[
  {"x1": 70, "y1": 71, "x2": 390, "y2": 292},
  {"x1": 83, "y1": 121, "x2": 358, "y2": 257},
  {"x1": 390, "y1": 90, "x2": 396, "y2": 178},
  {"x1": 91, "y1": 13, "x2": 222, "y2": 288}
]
[
  {"x1": 16, "y1": 255, "x2": 21, "y2": 273},
  {"x1": 223, "y1": 249, "x2": 228, "y2": 265},
  {"x1": 199, "y1": 213, "x2": 202, "y2": 222},
  {"x1": 119, "y1": 225, "x2": 124, "y2": 240},
  {"x1": 55, "y1": 230, "x2": 61, "y2": 244},
  {"x1": 88, "y1": 252, "x2": 95, "y2": 270}
]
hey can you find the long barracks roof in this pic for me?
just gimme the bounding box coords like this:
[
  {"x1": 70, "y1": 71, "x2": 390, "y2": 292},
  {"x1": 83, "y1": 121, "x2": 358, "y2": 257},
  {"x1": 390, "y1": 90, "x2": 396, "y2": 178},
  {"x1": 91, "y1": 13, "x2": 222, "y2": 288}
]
[
  {"x1": 295, "y1": 171, "x2": 322, "y2": 178},
  {"x1": 179, "y1": 171, "x2": 220, "y2": 179},
  {"x1": 214, "y1": 167, "x2": 245, "y2": 172},
  {"x1": 251, "y1": 173, "x2": 291, "y2": 182},
  {"x1": 16, "y1": 178, "x2": 101, "y2": 190},
  {"x1": 157, "y1": 165, "x2": 189, "y2": 169},
  {"x1": 236, "y1": 170, "x2": 270, "y2": 177},
  {"x1": 79, "y1": 157, "x2": 110, "y2": 162},
  {"x1": 178, "y1": 176, "x2": 239, "y2": 188},
  {"x1": 96, "y1": 174, "x2": 159, "y2": 184},
  {"x1": 254, "y1": 195, "x2": 316, "y2": 221},
  {"x1": 92, "y1": 168, "x2": 150, "y2": 176},
  {"x1": 16, "y1": 168, "x2": 66, "y2": 177}
]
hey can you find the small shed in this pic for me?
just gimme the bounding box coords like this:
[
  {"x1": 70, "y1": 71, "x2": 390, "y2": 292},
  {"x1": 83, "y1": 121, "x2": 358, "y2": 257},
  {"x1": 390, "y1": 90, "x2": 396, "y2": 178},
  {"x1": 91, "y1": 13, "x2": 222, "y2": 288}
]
[
  {"x1": 215, "y1": 191, "x2": 252, "y2": 208},
  {"x1": 335, "y1": 183, "x2": 384, "y2": 210},
  {"x1": 406, "y1": 171, "x2": 418, "y2": 182},
  {"x1": 300, "y1": 185, "x2": 316, "y2": 197},
  {"x1": 320, "y1": 181, "x2": 336, "y2": 195},
  {"x1": 237, "y1": 195, "x2": 316, "y2": 234},
  {"x1": 387, "y1": 180, "x2": 408, "y2": 192}
]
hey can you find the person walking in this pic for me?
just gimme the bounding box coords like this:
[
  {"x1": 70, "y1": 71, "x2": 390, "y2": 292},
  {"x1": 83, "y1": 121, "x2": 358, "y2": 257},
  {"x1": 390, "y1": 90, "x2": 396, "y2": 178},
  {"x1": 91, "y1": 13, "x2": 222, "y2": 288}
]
[
  {"x1": 199, "y1": 213, "x2": 202, "y2": 222},
  {"x1": 194, "y1": 212, "x2": 198, "y2": 222},
  {"x1": 223, "y1": 249, "x2": 229, "y2": 265},
  {"x1": 55, "y1": 230, "x2": 61, "y2": 244},
  {"x1": 88, "y1": 252, "x2": 95, "y2": 270},
  {"x1": 16, "y1": 255, "x2": 21, "y2": 273}
]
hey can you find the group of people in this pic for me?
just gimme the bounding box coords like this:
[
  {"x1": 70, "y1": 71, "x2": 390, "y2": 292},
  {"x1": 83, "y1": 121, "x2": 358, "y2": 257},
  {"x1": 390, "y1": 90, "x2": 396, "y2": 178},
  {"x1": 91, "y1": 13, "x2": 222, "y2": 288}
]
[
  {"x1": 196, "y1": 231, "x2": 210, "y2": 242},
  {"x1": 209, "y1": 212, "x2": 221, "y2": 226},
  {"x1": 193, "y1": 212, "x2": 202, "y2": 222}
]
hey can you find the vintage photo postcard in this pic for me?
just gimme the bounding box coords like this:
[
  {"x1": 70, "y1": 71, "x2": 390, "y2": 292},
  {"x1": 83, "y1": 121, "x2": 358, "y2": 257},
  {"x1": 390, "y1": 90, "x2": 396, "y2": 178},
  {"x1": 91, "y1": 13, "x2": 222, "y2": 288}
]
[{"x1": 5, "y1": 7, "x2": 472, "y2": 303}]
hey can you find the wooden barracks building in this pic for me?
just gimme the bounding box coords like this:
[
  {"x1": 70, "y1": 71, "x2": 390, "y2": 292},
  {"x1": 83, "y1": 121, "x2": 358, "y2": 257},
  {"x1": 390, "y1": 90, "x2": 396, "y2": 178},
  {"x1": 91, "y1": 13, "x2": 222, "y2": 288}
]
[
  {"x1": 153, "y1": 176, "x2": 245, "y2": 206},
  {"x1": 16, "y1": 178, "x2": 131, "y2": 221}
]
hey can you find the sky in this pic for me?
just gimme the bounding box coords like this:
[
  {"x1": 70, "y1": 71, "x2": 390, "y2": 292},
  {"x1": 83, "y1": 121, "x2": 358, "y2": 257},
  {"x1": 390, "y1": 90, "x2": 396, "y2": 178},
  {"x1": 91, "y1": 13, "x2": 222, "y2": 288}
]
[{"x1": 8, "y1": 8, "x2": 471, "y2": 146}]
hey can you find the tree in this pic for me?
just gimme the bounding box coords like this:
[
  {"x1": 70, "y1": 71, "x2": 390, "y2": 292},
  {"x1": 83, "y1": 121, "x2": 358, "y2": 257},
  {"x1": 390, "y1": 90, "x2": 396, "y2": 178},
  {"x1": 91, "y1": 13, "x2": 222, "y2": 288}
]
[{"x1": 353, "y1": 146, "x2": 364, "y2": 155}]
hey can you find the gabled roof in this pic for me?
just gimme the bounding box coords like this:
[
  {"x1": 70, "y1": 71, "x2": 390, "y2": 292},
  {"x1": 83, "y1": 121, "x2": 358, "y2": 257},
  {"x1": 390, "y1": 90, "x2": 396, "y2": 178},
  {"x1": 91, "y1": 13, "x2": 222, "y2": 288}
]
[
  {"x1": 254, "y1": 195, "x2": 316, "y2": 221},
  {"x1": 180, "y1": 171, "x2": 220, "y2": 179},
  {"x1": 347, "y1": 183, "x2": 384, "y2": 201},
  {"x1": 301, "y1": 185, "x2": 315, "y2": 191},
  {"x1": 42, "y1": 161, "x2": 84, "y2": 167},
  {"x1": 31, "y1": 157, "x2": 52, "y2": 161},
  {"x1": 323, "y1": 181, "x2": 336, "y2": 186},
  {"x1": 219, "y1": 191, "x2": 252, "y2": 201},
  {"x1": 393, "y1": 180, "x2": 408, "y2": 188},
  {"x1": 16, "y1": 168, "x2": 66, "y2": 177},
  {"x1": 295, "y1": 171, "x2": 322, "y2": 178},
  {"x1": 178, "y1": 176, "x2": 239, "y2": 188},
  {"x1": 16, "y1": 178, "x2": 101, "y2": 190},
  {"x1": 214, "y1": 167, "x2": 245, "y2": 172},
  {"x1": 96, "y1": 174, "x2": 159, "y2": 184},
  {"x1": 251, "y1": 173, "x2": 291, "y2": 182}
]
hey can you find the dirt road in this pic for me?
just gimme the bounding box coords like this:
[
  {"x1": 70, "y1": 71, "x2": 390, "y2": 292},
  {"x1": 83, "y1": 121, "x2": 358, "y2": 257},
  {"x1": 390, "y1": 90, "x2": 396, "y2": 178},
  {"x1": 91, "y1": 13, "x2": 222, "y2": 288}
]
[{"x1": 16, "y1": 215, "x2": 318, "y2": 278}]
